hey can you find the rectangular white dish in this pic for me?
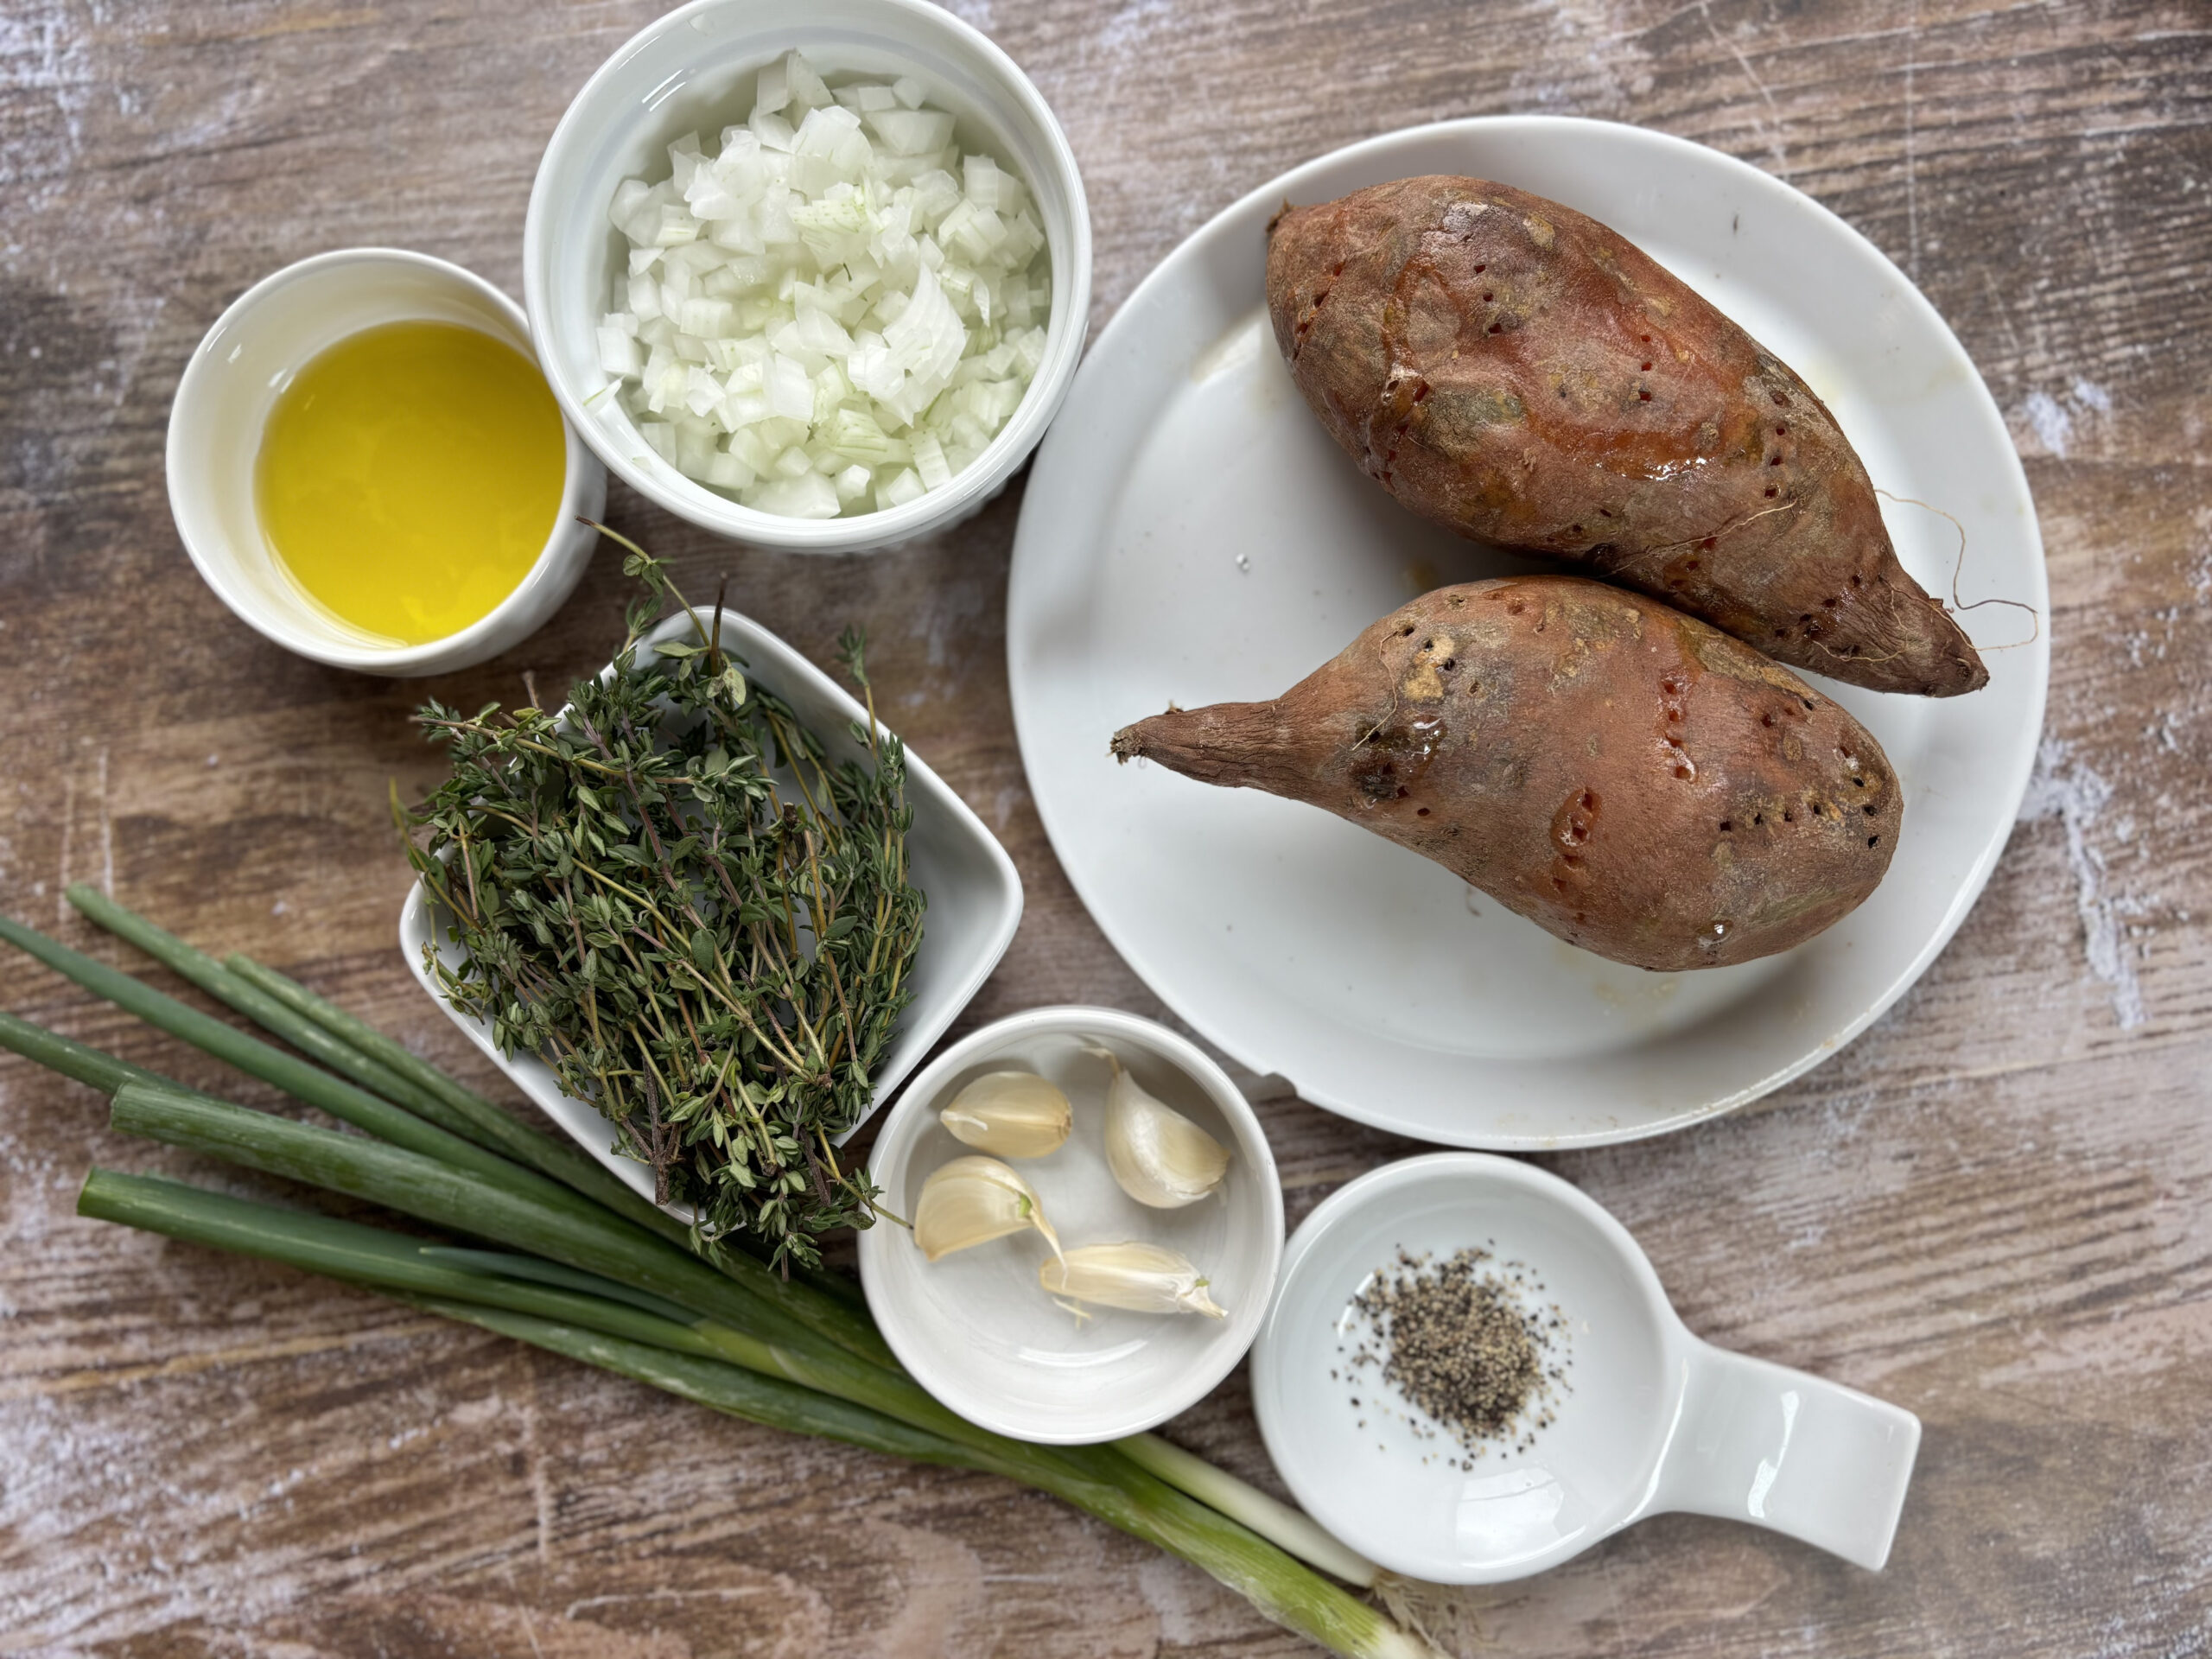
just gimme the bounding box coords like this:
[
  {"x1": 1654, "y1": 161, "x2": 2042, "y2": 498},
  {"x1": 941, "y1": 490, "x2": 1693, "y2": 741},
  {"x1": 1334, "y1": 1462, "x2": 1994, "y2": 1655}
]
[{"x1": 398, "y1": 604, "x2": 1022, "y2": 1219}]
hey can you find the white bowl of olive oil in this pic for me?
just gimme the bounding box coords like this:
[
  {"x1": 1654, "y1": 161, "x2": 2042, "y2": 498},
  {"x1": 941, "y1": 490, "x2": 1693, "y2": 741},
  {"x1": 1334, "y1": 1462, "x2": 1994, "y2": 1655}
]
[{"x1": 168, "y1": 248, "x2": 607, "y2": 677}]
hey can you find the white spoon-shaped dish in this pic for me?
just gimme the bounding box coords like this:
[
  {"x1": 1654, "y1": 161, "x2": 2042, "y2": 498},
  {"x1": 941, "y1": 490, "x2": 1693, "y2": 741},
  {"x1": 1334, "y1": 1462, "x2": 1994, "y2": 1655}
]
[{"x1": 1251, "y1": 1153, "x2": 1919, "y2": 1583}]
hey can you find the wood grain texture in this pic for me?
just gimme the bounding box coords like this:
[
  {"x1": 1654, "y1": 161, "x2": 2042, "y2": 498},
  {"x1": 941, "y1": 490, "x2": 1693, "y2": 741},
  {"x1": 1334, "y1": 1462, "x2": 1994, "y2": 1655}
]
[{"x1": 3, "y1": 0, "x2": 2208, "y2": 1653}]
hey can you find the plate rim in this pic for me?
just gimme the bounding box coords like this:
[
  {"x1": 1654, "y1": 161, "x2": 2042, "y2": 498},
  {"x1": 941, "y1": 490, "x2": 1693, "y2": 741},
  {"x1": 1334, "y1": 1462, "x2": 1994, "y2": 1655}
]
[{"x1": 1006, "y1": 114, "x2": 2049, "y2": 1150}]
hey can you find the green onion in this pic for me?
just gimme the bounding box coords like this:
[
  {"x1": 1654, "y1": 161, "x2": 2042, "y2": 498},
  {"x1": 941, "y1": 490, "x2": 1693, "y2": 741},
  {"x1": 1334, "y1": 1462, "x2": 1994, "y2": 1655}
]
[
  {"x1": 78, "y1": 1166, "x2": 726, "y2": 1355},
  {"x1": 0, "y1": 1007, "x2": 210, "y2": 1100},
  {"x1": 78, "y1": 1165, "x2": 1429, "y2": 1658},
  {"x1": 65, "y1": 884, "x2": 693, "y2": 1244},
  {"x1": 13, "y1": 946, "x2": 1380, "y2": 1583},
  {"x1": 60, "y1": 969, "x2": 1375, "y2": 1580},
  {"x1": 106, "y1": 1080, "x2": 889, "y2": 1383},
  {"x1": 226, "y1": 947, "x2": 582, "y2": 1143},
  {"x1": 19, "y1": 939, "x2": 1368, "y2": 1562},
  {"x1": 0, "y1": 906, "x2": 890, "y2": 1369},
  {"x1": 51, "y1": 886, "x2": 876, "y2": 1337},
  {"x1": 224, "y1": 946, "x2": 869, "y2": 1318},
  {"x1": 431, "y1": 1292, "x2": 1430, "y2": 1659},
  {"x1": 1120, "y1": 1432, "x2": 1379, "y2": 1589},
  {"x1": 0, "y1": 911, "x2": 596, "y2": 1204},
  {"x1": 410, "y1": 1297, "x2": 994, "y2": 1466},
  {"x1": 410, "y1": 1245, "x2": 700, "y2": 1324},
  {"x1": 10, "y1": 896, "x2": 1434, "y2": 1655},
  {"x1": 99, "y1": 1083, "x2": 1184, "y2": 1518},
  {"x1": 67, "y1": 887, "x2": 484, "y2": 1136}
]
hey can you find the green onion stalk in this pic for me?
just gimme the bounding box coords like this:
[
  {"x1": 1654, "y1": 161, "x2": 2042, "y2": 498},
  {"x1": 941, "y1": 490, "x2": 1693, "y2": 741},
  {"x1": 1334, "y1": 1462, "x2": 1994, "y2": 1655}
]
[
  {"x1": 0, "y1": 897, "x2": 886, "y2": 1367},
  {"x1": 47, "y1": 888, "x2": 881, "y2": 1347},
  {"x1": 1, "y1": 900, "x2": 1427, "y2": 1659}
]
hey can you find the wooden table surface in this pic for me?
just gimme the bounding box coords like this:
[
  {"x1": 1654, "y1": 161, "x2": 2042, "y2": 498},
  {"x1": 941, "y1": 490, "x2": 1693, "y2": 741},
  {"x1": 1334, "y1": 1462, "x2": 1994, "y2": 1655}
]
[{"x1": 3, "y1": 0, "x2": 2207, "y2": 1653}]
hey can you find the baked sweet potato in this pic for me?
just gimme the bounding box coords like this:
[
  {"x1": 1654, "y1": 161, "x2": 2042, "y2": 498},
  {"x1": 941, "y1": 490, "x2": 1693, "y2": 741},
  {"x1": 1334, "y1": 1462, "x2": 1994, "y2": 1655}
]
[
  {"x1": 1266, "y1": 176, "x2": 1987, "y2": 698},
  {"x1": 1111, "y1": 576, "x2": 1898, "y2": 971}
]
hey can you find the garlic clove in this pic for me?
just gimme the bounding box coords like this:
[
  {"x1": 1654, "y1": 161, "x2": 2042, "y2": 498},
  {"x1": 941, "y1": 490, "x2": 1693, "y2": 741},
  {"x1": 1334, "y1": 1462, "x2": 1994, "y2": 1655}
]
[
  {"x1": 913, "y1": 1154, "x2": 1065, "y2": 1263},
  {"x1": 1087, "y1": 1044, "x2": 1230, "y2": 1209},
  {"x1": 940, "y1": 1071, "x2": 1072, "y2": 1158},
  {"x1": 1039, "y1": 1242, "x2": 1228, "y2": 1319}
]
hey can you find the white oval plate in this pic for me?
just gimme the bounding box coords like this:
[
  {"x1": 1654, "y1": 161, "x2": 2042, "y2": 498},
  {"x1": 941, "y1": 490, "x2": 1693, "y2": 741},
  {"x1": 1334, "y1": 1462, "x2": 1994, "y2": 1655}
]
[{"x1": 1006, "y1": 118, "x2": 2047, "y2": 1149}]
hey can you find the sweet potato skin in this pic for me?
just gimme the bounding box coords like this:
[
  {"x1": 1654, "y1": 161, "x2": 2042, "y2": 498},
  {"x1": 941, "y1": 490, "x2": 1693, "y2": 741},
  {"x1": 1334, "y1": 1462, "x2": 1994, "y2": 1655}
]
[
  {"x1": 1111, "y1": 577, "x2": 1898, "y2": 972},
  {"x1": 1267, "y1": 176, "x2": 1987, "y2": 698}
]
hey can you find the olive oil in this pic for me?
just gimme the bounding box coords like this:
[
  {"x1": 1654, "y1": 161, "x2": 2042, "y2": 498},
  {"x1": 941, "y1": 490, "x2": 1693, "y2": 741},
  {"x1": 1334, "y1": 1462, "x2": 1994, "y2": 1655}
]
[{"x1": 255, "y1": 320, "x2": 565, "y2": 645}]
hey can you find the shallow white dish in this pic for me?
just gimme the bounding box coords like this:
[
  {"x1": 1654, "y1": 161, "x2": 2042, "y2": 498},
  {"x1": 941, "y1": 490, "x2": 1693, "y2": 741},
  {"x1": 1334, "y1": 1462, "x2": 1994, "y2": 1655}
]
[
  {"x1": 1252, "y1": 1154, "x2": 1919, "y2": 1582},
  {"x1": 1006, "y1": 118, "x2": 2049, "y2": 1148},
  {"x1": 525, "y1": 0, "x2": 1090, "y2": 552},
  {"x1": 855, "y1": 1006, "x2": 1283, "y2": 1444},
  {"x1": 168, "y1": 248, "x2": 606, "y2": 677},
  {"x1": 399, "y1": 606, "x2": 1022, "y2": 1217}
]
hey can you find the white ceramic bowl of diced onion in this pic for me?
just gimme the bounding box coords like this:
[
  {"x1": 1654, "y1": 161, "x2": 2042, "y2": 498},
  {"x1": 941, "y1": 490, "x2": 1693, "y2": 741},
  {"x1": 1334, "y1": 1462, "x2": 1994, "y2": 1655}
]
[{"x1": 524, "y1": 0, "x2": 1090, "y2": 551}]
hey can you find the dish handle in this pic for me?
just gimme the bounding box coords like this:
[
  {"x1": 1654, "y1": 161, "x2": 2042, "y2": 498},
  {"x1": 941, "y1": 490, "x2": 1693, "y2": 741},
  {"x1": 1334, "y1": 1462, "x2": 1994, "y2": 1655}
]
[{"x1": 1654, "y1": 1340, "x2": 1921, "y2": 1571}]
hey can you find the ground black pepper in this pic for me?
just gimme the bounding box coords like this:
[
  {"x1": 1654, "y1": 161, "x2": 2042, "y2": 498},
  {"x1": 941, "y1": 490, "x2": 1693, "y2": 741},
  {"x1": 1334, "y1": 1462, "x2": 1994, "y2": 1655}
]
[{"x1": 1338, "y1": 1243, "x2": 1570, "y2": 1467}]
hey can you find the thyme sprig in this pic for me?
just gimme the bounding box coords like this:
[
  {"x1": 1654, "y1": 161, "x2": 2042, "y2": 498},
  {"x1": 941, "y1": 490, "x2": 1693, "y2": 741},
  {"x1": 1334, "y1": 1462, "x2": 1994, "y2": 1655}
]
[{"x1": 400, "y1": 538, "x2": 924, "y2": 1266}]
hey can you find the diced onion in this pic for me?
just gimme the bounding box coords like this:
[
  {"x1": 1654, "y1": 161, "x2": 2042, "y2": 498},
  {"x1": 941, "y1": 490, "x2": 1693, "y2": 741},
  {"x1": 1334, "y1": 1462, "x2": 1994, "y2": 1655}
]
[{"x1": 602, "y1": 49, "x2": 1051, "y2": 518}]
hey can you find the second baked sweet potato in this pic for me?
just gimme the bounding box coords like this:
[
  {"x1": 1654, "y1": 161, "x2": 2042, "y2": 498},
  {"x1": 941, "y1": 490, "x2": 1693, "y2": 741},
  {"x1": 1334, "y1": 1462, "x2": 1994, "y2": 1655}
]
[
  {"x1": 1111, "y1": 576, "x2": 1898, "y2": 971},
  {"x1": 1266, "y1": 175, "x2": 1986, "y2": 698}
]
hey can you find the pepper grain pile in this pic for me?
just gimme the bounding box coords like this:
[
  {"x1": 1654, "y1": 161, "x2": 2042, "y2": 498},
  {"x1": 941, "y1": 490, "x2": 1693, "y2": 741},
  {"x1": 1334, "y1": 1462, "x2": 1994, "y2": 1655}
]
[{"x1": 1338, "y1": 1244, "x2": 1570, "y2": 1466}]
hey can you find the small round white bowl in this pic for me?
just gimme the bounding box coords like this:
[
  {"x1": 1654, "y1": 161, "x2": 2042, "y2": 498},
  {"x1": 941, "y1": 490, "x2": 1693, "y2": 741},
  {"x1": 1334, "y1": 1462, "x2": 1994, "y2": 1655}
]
[
  {"x1": 524, "y1": 0, "x2": 1091, "y2": 553},
  {"x1": 857, "y1": 1007, "x2": 1283, "y2": 1444},
  {"x1": 166, "y1": 248, "x2": 607, "y2": 677}
]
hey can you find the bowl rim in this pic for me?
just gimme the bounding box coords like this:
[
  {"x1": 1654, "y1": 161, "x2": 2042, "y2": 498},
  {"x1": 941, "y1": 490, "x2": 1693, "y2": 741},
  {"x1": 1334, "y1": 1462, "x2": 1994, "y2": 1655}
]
[
  {"x1": 855, "y1": 1003, "x2": 1286, "y2": 1444},
  {"x1": 521, "y1": 0, "x2": 1093, "y2": 552},
  {"x1": 165, "y1": 245, "x2": 603, "y2": 673}
]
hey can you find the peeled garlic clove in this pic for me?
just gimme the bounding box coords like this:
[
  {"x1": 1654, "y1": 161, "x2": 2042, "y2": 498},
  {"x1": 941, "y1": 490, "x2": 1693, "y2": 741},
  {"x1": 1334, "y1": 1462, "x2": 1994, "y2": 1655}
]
[
  {"x1": 913, "y1": 1155, "x2": 1065, "y2": 1263},
  {"x1": 1039, "y1": 1242, "x2": 1228, "y2": 1319},
  {"x1": 940, "y1": 1071, "x2": 1072, "y2": 1158},
  {"x1": 1089, "y1": 1044, "x2": 1230, "y2": 1209}
]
